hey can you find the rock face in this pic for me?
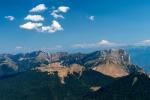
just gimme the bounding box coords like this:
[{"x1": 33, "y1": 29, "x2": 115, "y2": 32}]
[
  {"x1": 0, "y1": 51, "x2": 67, "y2": 77},
  {"x1": 0, "y1": 49, "x2": 143, "y2": 79},
  {"x1": 60, "y1": 49, "x2": 143, "y2": 78},
  {"x1": 32, "y1": 49, "x2": 143, "y2": 84},
  {"x1": 91, "y1": 49, "x2": 131, "y2": 77},
  {"x1": 60, "y1": 49, "x2": 131, "y2": 67}
]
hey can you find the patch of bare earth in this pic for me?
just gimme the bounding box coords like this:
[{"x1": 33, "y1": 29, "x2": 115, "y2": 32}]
[
  {"x1": 93, "y1": 64, "x2": 128, "y2": 78},
  {"x1": 35, "y1": 62, "x2": 84, "y2": 84},
  {"x1": 90, "y1": 86, "x2": 101, "y2": 91}
]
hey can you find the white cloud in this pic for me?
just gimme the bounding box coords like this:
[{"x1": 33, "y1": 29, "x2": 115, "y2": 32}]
[
  {"x1": 73, "y1": 43, "x2": 95, "y2": 48},
  {"x1": 5, "y1": 16, "x2": 15, "y2": 21},
  {"x1": 51, "y1": 10, "x2": 64, "y2": 19},
  {"x1": 40, "y1": 20, "x2": 63, "y2": 33},
  {"x1": 89, "y1": 16, "x2": 95, "y2": 21},
  {"x1": 58, "y1": 6, "x2": 70, "y2": 13},
  {"x1": 73, "y1": 40, "x2": 115, "y2": 48},
  {"x1": 24, "y1": 15, "x2": 44, "y2": 21},
  {"x1": 51, "y1": 6, "x2": 70, "y2": 19},
  {"x1": 20, "y1": 5, "x2": 67, "y2": 33},
  {"x1": 135, "y1": 40, "x2": 150, "y2": 46},
  {"x1": 51, "y1": 20, "x2": 63, "y2": 31},
  {"x1": 15, "y1": 46, "x2": 23, "y2": 50},
  {"x1": 20, "y1": 20, "x2": 63, "y2": 33},
  {"x1": 141, "y1": 40, "x2": 150, "y2": 44},
  {"x1": 97, "y1": 40, "x2": 113, "y2": 45},
  {"x1": 20, "y1": 22, "x2": 43, "y2": 30},
  {"x1": 30, "y1": 4, "x2": 47, "y2": 12}
]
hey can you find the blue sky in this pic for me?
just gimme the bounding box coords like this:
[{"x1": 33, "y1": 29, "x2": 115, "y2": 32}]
[{"x1": 1, "y1": 0, "x2": 150, "y2": 53}]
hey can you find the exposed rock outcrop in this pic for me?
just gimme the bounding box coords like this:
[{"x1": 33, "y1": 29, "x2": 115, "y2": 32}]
[
  {"x1": 35, "y1": 62, "x2": 85, "y2": 84},
  {"x1": 0, "y1": 49, "x2": 144, "y2": 79}
]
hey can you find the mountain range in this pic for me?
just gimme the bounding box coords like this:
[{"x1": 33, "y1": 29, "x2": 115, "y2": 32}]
[{"x1": 0, "y1": 48, "x2": 149, "y2": 100}]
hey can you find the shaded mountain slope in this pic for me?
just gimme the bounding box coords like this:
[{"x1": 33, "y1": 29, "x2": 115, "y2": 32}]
[
  {"x1": 79, "y1": 69, "x2": 115, "y2": 87},
  {"x1": 83, "y1": 72, "x2": 150, "y2": 100},
  {"x1": 0, "y1": 71, "x2": 88, "y2": 100},
  {"x1": 0, "y1": 69, "x2": 115, "y2": 100}
]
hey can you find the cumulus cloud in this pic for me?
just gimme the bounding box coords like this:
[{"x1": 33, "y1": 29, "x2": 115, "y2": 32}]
[
  {"x1": 40, "y1": 20, "x2": 63, "y2": 33},
  {"x1": 58, "y1": 6, "x2": 70, "y2": 13},
  {"x1": 20, "y1": 5, "x2": 68, "y2": 33},
  {"x1": 89, "y1": 16, "x2": 95, "y2": 21},
  {"x1": 97, "y1": 40, "x2": 113, "y2": 45},
  {"x1": 73, "y1": 40, "x2": 115, "y2": 48},
  {"x1": 20, "y1": 22, "x2": 43, "y2": 30},
  {"x1": 30, "y1": 4, "x2": 47, "y2": 12},
  {"x1": 5, "y1": 16, "x2": 15, "y2": 21},
  {"x1": 20, "y1": 20, "x2": 63, "y2": 33},
  {"x1": 51, "y1": 6, "x2": 70, "y2": 19},
  {"x1": 24, "y1": 15, "x2": 44, "y2": 21}
]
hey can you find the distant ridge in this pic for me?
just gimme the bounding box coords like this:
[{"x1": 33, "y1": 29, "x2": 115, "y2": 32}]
[{"x1": 0, "y1": 49, "x2": 143, "y2": 78}]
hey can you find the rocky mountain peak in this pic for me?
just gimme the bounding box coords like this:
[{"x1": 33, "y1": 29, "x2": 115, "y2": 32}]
[{"x1": 0, "y1": 49, "x2": 144, "y2": 79}]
